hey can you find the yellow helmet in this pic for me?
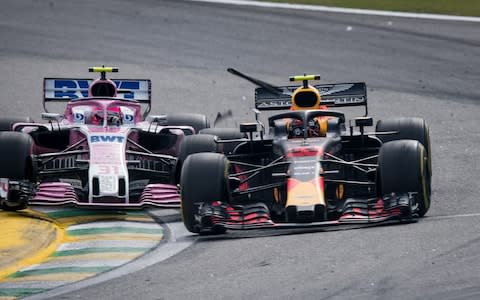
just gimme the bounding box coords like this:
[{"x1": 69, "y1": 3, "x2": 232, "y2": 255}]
[{"x1": 289, "y1": 75, "x2": 325, "y2": 110}]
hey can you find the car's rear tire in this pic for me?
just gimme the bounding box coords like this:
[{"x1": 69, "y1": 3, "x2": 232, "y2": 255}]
[
  {"x1": 180, "y1": 152, "x2": 229, "y2": 234},
  {"x1": 199, "y1": 128, "x2": 246, "y2": 154},
  {"x1": 165, "y1": 113, "x2": 210, "y2": 135},
  {"x1": 376, "y1": 117, "x2": 431, "y2": 177},
  {"x1": 0, "y1": 117, "x2": 33, "y2": 131},
  {"x1": 199, "y1": 128, "x2": 245, "y2": 140},
  {"x1": 377, "y1": 140, "x2": 430, "y2": 217},
  {"x1": 0, "y1": 132, "x2": 33, "y2": 180}
]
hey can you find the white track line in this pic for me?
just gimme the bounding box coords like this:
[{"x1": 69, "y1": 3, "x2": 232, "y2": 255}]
[
  {"x1": 428, "y1": 212, "x2": 480, "y2": 220},
  {"x1": 190, "y1": 0, "x2": 480, "y2": 22},
  {"x1": 57, "y1": 240, "x2": 158, "y2": 251},
  {"x1": 21, "y1": 260, "x2": 130, "y2": 271}
]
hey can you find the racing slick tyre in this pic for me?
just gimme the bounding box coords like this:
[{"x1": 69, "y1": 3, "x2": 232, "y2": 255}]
[
  {"x1": 376, "y1": 117, "x2": 431, "y2": 178},
  {"x1": 0, "y1": 132, "x2": 33, "y2": 211},
  {"x1": 199, "y1": 128, "x2": 246, "y2": 154},
  {"x1": 377, "y1": 140, "x2": 431, "y2": 217},
  {"x1": 180, "y1": 152, "x2": 229, "y2": 234},
  {"x1": 0, "y1": 132, "x2": 33, "y2": 180},
  {"x1": 0, "y1": 117, "x2": 33, "y2": 131},
  {"x1": 199, "y1": 128, "x2": 246, "y2": 140},
  {"x1": 176, "y1": 134, "x2": 218, "y2": 183},
  {"x1": 165, "y1": 113, "x2": 210, "y2": 135}
]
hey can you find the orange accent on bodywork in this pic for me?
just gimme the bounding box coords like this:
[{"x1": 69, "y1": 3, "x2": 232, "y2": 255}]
[
  {"x1": 287, "y1": 178, "x2": 301, "y2": 190},
  {"x1": 336, "y1": 184, "x2": 344, "y2": 200},
  {"x1": 233, "y1": 164, "x2": 249, "y2": 191},
  {"x1": 287, "y1": 146, "x2": 323, "y2": 158},
  {"x1": 286, "y1": 177, "x2": 325, "y2": 207},
  {"x1": 273, "y1": 187, "x2": 281, "y2": 203}
]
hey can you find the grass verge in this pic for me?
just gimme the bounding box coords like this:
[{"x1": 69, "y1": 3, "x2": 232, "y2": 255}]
[{"x1": 264, "y1": 0, "x2": 480, "y2": 17}]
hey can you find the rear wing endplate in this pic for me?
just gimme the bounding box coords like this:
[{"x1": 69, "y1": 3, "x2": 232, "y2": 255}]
[{"x1": 255, "y1": 82, "x2": 368, "y2": 115}]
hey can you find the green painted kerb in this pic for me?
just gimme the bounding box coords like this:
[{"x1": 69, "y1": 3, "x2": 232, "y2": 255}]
[
  {"x1": 67, "y1": 227, "x2": 163, "y2": 236},
  {"x1": 52, "y1": 247, "x2": 152, "y2": 257},
  {"x1": 46, "y1": 209, "x2": 148, "y2": 219},
  {"x1": 263, "y1": 0, "x2": 480, "y2": 17},
  {"x1": 8, "y1": 266, "x2": 112, "y2": 278},
  {"x1": 0, "y1": 288, "x2": 47, "y2": 297}
]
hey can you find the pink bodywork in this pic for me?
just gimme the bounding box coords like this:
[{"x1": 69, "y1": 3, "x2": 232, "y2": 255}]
[
  {"x1": 30, "y1": 182, "x2": 180, "y2": 208},
  {"x1": 16, "y1": 98, "x2": 184, "y2": 208}
]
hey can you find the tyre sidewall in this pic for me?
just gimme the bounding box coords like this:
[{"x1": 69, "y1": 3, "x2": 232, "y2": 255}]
[
  {"x1": 378, "y1": 140, "x2": 430, "y2": 216},
  {"x1": 180, "y1": 153, "x2": 228, "y2": 233},
  {"x1": 165, "y1": 113, "x2": 210, "y2": 134},
  {"x1": 0, "y1": 132, "x2": 33, "y2": 180}
]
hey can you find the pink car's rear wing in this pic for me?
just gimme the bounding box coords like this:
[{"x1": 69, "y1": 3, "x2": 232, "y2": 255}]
[{"x1": 43, "y1": 78, "x2": 151, "y2": 115}]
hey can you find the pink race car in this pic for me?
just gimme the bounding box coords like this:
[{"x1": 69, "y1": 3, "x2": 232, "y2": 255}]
[{"x1": 0, "y1": 67, "x2": 210, "y2": 210}]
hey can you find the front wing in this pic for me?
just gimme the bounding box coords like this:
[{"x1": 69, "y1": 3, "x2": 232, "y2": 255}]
[
  {"x1": 194, "y1": 193, "x2": 417, "y2": 232},
  {"x1": 27, "y1": 182, "x2": 180, "y2": 208}
]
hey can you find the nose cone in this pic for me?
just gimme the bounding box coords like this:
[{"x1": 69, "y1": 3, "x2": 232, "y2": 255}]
[{"x1": 286, "y1": 178, "x2": 326, "y2": 222}]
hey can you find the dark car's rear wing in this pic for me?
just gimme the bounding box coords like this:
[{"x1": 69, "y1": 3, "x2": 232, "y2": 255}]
[{"x1": 255, "y1": 82, "x2": 368, "y2": 115}]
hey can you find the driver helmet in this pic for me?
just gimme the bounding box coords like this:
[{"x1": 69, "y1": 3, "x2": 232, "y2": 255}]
[
  {"x1": 106, "y1": 105, "x2": 123, "y2": 126},
  {"x1": 90, "y1": 108, "x2": 104, "y2": 125},
  {"x1": 287, "y1": 97, "x2": 328, "y2": 138}
]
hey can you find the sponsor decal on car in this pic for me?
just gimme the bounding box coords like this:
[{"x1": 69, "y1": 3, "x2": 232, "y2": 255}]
[
  {"x1": 90, "y1": 135, "x2": 125, "y2": 143},
  {"x1": 45, "y1": 79, "x2": 150, "y2": 100}
]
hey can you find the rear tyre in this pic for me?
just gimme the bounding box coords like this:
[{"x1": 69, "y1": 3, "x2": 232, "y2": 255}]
[
  {"x1": 376, "y1": 117, "x2": 431, "y2": 178},
  {"x1": 199, "y1": 128, "x2": 246, "y2": 154},
  {"x1": 165, "y1": 113, "x2": 210, "y2": 135},
  {"x1": 180, "y1": 153, "x2": 229, "y2": 234},
  {"x1": 0, "y1": 117, "x2": 33, "y2": 131},
  {"x1": 377, "y1": 140, "x2": 430, "y2": 217},
  {"x1": 199, "y1": 128, "x2": 246, "y2": 140}
]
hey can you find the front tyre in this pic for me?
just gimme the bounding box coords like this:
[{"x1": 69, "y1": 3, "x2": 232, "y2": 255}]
[
  {"x1": 0, "y1": 132, "x2": 33, "y2": 180},
  {"x1": 377, "y1": 140, "x2": 431, "y2": 217},
  {"x1": 0, "y1": 132, "x2": 33, "y2": 211},
  {"x1": 180, "y1": 153, "x2": 229, "y2": 234}
]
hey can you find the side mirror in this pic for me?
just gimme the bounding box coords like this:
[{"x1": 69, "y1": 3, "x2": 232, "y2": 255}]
[
  {"x1": 240, "y1": 122, "x2": 259, "y2": 133},
  {"x1": 145, "y1": 115, "x2": 168, "y2": 125},
  {"x1": 41, "y1": 113, "x2": 64, "y2": 121},
  {"x1": 354, "y1": 117, "x2": 373, "y2": 127}
]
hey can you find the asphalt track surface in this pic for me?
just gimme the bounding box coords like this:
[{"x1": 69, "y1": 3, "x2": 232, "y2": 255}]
[{"x1": 0, "y1": 0, "x2": 479, "y2": 299}]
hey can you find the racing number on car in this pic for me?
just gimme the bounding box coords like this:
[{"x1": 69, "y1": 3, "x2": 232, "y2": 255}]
[
  {"x1": 97, "y1": 165, "x2": 120, "y2": 193},
  {"x1": 98, "y1": 165, "x2": 120, "y2": 175}
]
